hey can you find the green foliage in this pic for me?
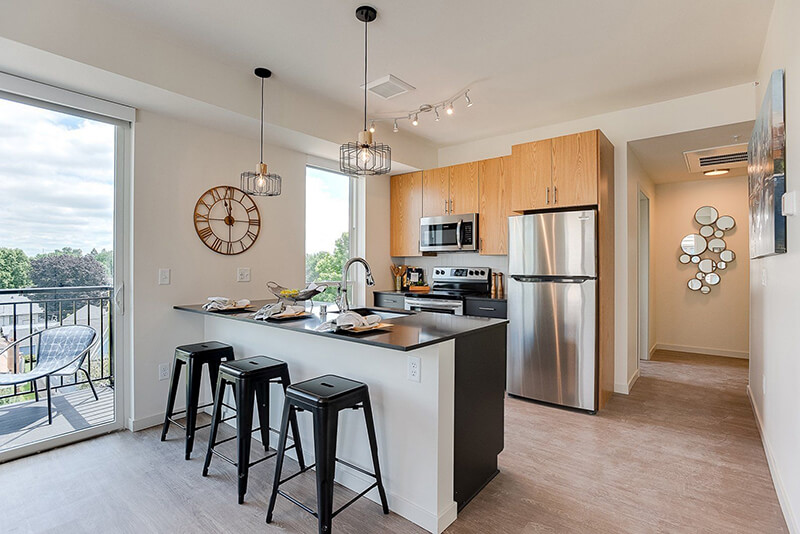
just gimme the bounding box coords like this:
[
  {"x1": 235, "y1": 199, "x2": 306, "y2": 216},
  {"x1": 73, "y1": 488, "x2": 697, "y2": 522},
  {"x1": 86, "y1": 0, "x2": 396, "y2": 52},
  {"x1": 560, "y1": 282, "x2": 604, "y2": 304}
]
[
  {"x1": 0, "y1": 248, "x2": 32, "y2": 289},
  {"x1": 89, "y1": 248, "x2": 113, "y2": 279},
  {"x1": 30, "y1": 250, "x2": 110, "y2": 288},
  {"x1": 306, "y1": 232, "x2": 349, "y2": 303}
]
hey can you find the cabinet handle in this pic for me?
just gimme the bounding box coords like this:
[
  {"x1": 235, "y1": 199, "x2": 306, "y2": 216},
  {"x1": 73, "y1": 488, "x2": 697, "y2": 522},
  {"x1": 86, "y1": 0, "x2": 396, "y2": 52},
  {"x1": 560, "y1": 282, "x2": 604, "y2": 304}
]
[
  {"x1": 546, "y1": 187, "x2": 550, "y2": 204},
  {"x1": 554, "y1": 186, "x2": 558, "y2": 204},
  {"x1": 478, "y1": 307, "x2": 496, "y2": 311},
  {"x1": 444, "y1": 199, "x2": 448, "y2": 213},
  {"x1": 450, "y1": 198, "x2": 454, "y2": 212},
  {"x1": 480, "y1": 237, "x2": 483, "y2": 251}
]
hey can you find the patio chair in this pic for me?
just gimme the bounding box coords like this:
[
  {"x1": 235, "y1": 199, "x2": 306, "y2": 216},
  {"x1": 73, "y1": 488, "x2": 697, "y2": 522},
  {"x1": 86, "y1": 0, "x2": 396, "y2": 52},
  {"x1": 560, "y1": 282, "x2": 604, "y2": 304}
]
[{"x1": 0, "y1": 325, "x2": 98, "y2": 424}]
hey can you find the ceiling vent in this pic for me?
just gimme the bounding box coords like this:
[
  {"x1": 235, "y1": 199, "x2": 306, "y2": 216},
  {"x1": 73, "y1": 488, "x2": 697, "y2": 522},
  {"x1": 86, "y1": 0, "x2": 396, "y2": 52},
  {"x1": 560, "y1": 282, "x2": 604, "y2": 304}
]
[
  {"x1": 361, "y1": 74, "x2": 415, "y2": 99},
  {"x1": 684, "y1": 143, "x2": 749, "y2": 173}
]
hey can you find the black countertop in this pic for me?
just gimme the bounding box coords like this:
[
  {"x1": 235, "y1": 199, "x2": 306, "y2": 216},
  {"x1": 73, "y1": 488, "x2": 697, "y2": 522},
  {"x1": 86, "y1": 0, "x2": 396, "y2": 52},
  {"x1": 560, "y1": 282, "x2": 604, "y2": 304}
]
[{"x1": 174, "y1": 299, "x2": 508, "y2": 352}]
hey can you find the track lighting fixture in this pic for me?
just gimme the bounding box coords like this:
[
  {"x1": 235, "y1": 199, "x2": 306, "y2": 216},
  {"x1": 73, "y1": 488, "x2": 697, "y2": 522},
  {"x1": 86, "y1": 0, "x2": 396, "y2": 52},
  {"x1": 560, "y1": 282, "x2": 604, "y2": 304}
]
[
  {"x1": 412, "y1": 113, "x2": 419, "y2": 126},
  {"x1": 369, "y1": 121, "x2": 375, "y2": 133},
  {"x1": 393, "y1": 119, "x2": 399, "y2": 132},
  {"x1": 367, "y1": 88, "x2": 473, "y2": 130},
  {"x1": 434, "y1": 107, "x2": 440, "y2": 121},
  {"x1": 446, "y1": 102, "x2": 454, "y2": 115},
  {"x1": 465, "y1": 90, "x2": 473, "y2": 107}
]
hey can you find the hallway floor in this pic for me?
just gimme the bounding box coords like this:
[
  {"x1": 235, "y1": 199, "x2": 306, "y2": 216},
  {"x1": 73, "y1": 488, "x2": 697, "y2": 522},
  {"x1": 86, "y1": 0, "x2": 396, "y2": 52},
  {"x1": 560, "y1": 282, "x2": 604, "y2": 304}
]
[{"x1": 0, "y1": 351, "x2": 787, "y2": 533}]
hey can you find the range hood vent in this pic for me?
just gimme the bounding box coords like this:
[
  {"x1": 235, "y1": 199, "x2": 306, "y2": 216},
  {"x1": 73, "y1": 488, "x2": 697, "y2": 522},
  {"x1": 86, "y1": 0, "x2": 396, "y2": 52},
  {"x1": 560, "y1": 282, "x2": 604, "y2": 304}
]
[
  {"x1": 684, "y1": 143, "x2": 749, "y2": 173},
  {"x1": 362, "y1": 74, "x2": 415, "y2": 100}
]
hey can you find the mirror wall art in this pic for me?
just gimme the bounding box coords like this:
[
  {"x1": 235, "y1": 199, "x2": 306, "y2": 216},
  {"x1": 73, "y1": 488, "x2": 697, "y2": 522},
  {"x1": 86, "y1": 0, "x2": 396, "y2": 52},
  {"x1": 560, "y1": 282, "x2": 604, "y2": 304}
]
[{"x1": 679, "y1": 206, "x2": 736, "y2": 294}]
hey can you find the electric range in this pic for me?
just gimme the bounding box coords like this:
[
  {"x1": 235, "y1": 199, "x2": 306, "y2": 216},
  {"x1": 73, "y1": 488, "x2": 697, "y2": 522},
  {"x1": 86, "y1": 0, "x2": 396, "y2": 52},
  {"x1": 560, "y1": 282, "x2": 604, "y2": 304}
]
[{"x1": 404, "y1": 266, "x2": 491, "y2": 315}]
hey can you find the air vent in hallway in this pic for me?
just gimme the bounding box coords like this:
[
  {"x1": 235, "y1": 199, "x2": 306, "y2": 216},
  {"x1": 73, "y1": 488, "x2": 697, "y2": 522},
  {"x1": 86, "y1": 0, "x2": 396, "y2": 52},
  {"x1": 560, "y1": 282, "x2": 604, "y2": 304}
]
[{"x1": 684, "y1": 143, "x2": 749, "y2": 173}]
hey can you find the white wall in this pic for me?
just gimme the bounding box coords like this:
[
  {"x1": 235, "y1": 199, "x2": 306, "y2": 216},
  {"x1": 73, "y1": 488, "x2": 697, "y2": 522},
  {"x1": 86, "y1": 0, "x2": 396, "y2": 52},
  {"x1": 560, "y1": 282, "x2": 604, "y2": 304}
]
[
  {"x1": 439, "y1": 83, "x2": 756, "y2": 393},
  {"x1": 749, "y1": 0, "x2": 800, "y2": 530}
]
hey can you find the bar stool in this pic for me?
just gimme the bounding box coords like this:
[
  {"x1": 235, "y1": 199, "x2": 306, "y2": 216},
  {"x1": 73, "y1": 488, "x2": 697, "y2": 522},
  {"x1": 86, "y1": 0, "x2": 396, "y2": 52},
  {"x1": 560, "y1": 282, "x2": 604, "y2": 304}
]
[
  {"x1": 266, "y1": 374, "x2": 389, "y2": 533},
  {"x1": 161, "y1": 341, "x2": 234, "y2": 460},
  {"x1": 203, "y1": 355, "x2": 306, "y2": 504}
]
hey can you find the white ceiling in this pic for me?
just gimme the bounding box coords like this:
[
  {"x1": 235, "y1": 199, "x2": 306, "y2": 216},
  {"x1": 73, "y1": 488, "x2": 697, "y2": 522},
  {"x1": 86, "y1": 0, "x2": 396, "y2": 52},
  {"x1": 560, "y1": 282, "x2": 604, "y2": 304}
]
[
  {"x1": 92, "y1": 0, "x2": 774, "y2": 147},
  {"x1": 629, "y1": 121, "x2": 755, "y2": 184}
]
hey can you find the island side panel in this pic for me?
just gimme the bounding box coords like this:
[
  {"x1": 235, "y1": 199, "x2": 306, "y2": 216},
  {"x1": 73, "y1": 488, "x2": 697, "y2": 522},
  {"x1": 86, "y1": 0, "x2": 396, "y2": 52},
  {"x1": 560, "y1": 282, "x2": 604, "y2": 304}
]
[
  {"x1": 453, "y1": 323, "x2": 507, "y2": 510},
  {"x1": 203, "y1": 315, "x2": 456, "y2": 534}
]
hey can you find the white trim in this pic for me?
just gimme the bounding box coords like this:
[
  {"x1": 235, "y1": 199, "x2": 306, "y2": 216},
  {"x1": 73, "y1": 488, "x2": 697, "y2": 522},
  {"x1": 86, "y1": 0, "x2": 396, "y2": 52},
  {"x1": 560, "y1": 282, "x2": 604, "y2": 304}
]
[
  {"x1": 614, "y1": 368, "x2": 640, "y2": 394},
  {"x1": 747, "y1": 386, "x2": 798, "y2": 533},
  {"x1": 128, "y1": 412, "x2": 165, "y2": 432},
  {"x1": 0, "y1": 71, "x2": 135, "y2": 123},
  {"x1": 649, "y1": 343, "x2": 657, "y2": 358},
  {"x1": 654, "y1": 343, "x2": 749, "y2": 360}
]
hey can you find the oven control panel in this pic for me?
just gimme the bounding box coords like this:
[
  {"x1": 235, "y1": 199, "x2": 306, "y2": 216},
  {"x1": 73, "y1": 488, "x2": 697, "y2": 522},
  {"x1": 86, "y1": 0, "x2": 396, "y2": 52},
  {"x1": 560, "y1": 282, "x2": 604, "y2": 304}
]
[{"x1": 431, "y1": 267, "x2": 491, "y2": 283}]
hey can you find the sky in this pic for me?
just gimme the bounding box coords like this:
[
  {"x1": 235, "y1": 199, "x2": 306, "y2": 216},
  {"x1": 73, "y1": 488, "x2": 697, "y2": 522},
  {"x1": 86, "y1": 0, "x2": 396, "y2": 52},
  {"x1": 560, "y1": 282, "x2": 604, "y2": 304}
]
[
  {"x1": 0, "y1": 98, "x2": 115, "y2": 256},
  {"x1": 305, "y1": 166, "x2": 350, "y2": 254}
]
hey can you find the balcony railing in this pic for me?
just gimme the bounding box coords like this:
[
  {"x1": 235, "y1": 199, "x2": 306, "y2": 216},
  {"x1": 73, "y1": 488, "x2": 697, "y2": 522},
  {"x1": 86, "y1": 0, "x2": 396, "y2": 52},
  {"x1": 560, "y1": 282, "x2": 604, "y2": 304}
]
[{"x1": 0, "y1": 286, "x2": 113, "y2": 404}]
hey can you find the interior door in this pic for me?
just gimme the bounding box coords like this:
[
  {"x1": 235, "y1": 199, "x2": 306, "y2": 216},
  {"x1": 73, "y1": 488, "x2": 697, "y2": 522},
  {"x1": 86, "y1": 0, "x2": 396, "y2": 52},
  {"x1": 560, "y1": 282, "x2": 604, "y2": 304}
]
[
  {"x1": 422, "y1": 167, "x2": 450, "y2": 217},
  {"x1": 511, "y1": 139, "x2": 552, "y2": 211},
  {"x1": 551, "y1": 131, "x2": 598, "y2": 207},
  {"x1": 449, "y1": 161, "x2": 479, "y2": 214},
  {"x1": 507, "y1": 277, "x2": 597, "y2": 411}
]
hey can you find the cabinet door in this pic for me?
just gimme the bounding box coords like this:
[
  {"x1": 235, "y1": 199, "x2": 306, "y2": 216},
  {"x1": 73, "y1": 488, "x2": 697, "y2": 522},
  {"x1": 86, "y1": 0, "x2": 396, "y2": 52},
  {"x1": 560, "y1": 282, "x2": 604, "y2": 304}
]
[
  {"x1": 478, "y1": 156, "x2": 513, "y2": 255},
  {"x1": 390, "y1": 171, "x2": 423, "y2": 256},
  {"x1": 511, "y1": 139, "x2": 551, "y2": 212},
  {"x1": 551, "y1": 131, "x2": 598, "y2": 207},
  {"x1": 422, "y1": 167, "x2": 450, "y2": 217},
  {"x1": 449, "y1": 161, "x2": 479, "y2": 214}
]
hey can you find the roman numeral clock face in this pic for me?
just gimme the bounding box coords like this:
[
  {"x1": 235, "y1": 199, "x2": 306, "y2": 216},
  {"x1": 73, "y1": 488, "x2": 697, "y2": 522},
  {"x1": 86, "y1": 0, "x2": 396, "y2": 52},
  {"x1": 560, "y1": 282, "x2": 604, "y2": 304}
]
[{"x1": 194, "y1": 186, "x2": 261, "y2": 255}]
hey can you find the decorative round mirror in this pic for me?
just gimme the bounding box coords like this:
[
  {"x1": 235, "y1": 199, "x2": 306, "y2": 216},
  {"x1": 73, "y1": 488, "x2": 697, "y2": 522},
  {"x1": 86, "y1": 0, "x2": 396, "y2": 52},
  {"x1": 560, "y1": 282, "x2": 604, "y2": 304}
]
[
  {"x1": 716, "y1": 215, "x2": 735, "y2": 231},
  {"x1": 714, "y1": 230, "x2": 724, "y2": 238},
  {"x1": 719, "y1": 250, "x2": 735, "y2": 262},
  {"x1": 700, "y1": 286, "x2": 711, "y2": 294},
  {"x1": 705, "y1": 273, "x2": 720, "y2": 285},
  {"x1": 696, "y1": 272, "x2": 705, "y2": 279},
  {"x1": 698, "y1": 259, "x2": 715, "y2": 273},
  {"x1": 700, "y1": 225, "x2": 714, "y2": 237},
  {"x1": 691, "y1": 256, "x2": 701, "y2": 264},
  {"x1": 681, "y1": 234, "x2": 707, "y2": 255},
  {"x1": 679, "y1": 254, "x2": 691, "y2": 264},
  {"x1": 695, "y1": 206, "x2": 719, "y2": 225},
  {"x1": 717, "y1": 261, "x2": 727, "y2": 270},
  {"x1": 688, "y1": 279, "x2": 702, "y2": 291},
  {"x1": 708, "y1": 238, "x2": 726, "y2": 253}
]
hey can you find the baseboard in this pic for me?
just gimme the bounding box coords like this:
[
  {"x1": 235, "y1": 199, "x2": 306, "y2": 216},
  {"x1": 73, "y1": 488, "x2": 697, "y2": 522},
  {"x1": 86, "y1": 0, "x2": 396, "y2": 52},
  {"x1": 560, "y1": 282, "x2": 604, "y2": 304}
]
[
  {"x1": 614, "y1": 368, "x2": 641, "y2": 395},
  {"x1": 128, "y1": 412, "x2": 165, "y2": 432},
  {"x1": 649, "y1": 344, "x2": 657, "y2": 358},
  {"x1": 654, "y1": 343, "x2": 749, "y2": 360},
  {"x1": 747, "y1": 386, "x2": 798, "y2": 533}
]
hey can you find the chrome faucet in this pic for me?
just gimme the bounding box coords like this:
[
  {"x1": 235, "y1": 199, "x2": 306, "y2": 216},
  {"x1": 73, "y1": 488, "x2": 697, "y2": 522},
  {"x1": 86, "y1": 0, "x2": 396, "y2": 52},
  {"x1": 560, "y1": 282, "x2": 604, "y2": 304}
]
[{"x1": 337, "y1": 257, "x2": 375, "y2": 312}]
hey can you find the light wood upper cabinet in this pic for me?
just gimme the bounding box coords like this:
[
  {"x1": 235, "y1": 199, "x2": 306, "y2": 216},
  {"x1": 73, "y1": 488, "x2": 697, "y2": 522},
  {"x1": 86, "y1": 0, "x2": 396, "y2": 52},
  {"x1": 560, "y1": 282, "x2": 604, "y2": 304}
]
[
  {"x1": 390, "y1": 172, "x2": 423, "y2": 257},
  {"x1": 551, "y1": 131, "x2": 598, "y2": 208},
  {"x1": 511, "y1": 139, "x2": 551, "y2": 211},
  {"x1": 478, "y1": 156, "x2": 513, "y2": 255},
  {"x1": 449, "y1": 162, "x2": 480, "y2": 214},
  {"x1": 422, "y1": 167, "x2": 450, "y2": 217}
]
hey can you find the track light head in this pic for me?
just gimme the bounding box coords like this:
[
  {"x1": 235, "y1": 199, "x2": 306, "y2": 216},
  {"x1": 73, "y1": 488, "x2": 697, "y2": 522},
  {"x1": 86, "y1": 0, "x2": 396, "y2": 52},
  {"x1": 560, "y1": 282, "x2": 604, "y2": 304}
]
[
  {"x1": 369, "y1": 121, "x2": 376, "y2": 133},
  {"x1": 465, "y1": 90, "x2": 472, "y2": 107},
  {"x1": 446, "y1": 103, "x2": 454, "y2": 115},
  {"x1": 411, "y1": 113, "x2": 419, "y2": 126},
  {"x1": 393, "y1": 119, "x2": 399, "y2": 132},
  {"x1": 434, "y1": 107, "x2": 440, "y2": 121}
]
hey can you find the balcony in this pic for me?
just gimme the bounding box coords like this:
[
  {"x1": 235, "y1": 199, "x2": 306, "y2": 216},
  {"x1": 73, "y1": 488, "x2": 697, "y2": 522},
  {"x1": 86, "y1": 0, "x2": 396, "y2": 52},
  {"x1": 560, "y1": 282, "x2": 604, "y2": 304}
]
[{"x1": 0, "y1": 286, "x2": 114, "y2": 454}]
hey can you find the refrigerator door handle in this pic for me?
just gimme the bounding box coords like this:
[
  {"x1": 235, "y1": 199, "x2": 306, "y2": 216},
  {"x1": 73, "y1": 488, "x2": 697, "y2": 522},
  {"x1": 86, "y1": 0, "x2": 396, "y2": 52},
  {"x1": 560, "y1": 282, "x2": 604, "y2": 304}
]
[
  {"x1": 456, "y1": 218, "x2": 463, "y2": 249},
  {"x1": 510, "y1": 275, "x2": 593, "y2": 284}
]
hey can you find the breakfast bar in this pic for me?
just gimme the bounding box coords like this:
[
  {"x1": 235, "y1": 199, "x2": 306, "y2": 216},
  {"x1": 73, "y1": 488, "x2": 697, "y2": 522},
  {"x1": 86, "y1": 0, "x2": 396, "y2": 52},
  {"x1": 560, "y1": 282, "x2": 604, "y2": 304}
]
[{"x1": 174, "y1": 301, "x2": 508, "y2": 534}]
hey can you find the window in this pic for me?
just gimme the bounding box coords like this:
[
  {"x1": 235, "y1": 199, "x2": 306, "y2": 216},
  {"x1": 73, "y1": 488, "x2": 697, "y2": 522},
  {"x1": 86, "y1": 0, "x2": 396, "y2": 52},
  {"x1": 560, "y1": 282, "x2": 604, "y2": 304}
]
[{"x1": 305, "y1": 165, "x2": 357, "y2": 304}]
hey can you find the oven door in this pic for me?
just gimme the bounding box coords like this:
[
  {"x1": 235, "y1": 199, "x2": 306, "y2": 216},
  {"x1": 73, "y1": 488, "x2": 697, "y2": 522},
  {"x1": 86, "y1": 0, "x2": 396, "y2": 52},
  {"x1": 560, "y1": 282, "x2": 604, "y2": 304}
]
[
  {"x1": 404, "y1": 297, "x2": 464, "y2": 315},
  {"x1": 420, "y1": 213, "x2": 478, "y2": 252}
]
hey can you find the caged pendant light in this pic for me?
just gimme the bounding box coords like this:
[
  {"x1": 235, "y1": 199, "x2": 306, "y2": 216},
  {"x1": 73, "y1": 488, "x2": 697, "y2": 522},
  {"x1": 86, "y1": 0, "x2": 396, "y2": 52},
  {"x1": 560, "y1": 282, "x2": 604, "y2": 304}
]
[
  {"x1": 339, "y1": 5, "x2": 391, "y2": 176},
  {"x1": 241, "y1": 67, "x2": 281, "y2": 196}
]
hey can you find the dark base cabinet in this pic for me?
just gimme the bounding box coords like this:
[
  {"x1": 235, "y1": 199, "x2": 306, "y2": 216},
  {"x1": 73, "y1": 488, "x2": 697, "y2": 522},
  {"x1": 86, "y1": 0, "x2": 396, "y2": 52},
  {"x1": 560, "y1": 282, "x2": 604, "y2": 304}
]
[
  {"x1": 453, "y1": 324, "x2": 506, "y2": 510},
  {"x1": 373, "y1": 291, "x2": 405, "y2": 310}
]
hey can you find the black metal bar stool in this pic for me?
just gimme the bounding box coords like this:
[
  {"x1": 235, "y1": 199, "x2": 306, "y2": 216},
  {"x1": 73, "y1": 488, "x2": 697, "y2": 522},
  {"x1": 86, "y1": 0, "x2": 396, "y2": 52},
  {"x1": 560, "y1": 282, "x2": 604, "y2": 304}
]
[
  {"x1": 266, "y1": 374, "x2": 389, "y2": 534},
  {"x1": 203, "y1": 355, "x2": 306, "y2": 504},
  {"x1": 161, "y1": 341, "x2": 234, "y2": 460}
]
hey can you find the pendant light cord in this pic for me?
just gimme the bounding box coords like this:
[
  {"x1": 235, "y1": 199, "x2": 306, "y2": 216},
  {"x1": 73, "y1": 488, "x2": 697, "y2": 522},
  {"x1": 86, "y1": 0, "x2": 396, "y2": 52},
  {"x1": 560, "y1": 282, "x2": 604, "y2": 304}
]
[
  {"x1": 260, "y1": 76, "x2": 265, "y2": 164},
  {"x1": 363, "y1": 15, "x2": 368, "y2": 133}
]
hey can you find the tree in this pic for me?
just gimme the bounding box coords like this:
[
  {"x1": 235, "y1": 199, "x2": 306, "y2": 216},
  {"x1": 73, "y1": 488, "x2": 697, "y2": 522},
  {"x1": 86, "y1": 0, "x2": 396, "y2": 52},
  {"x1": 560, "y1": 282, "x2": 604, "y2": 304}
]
[
  {"x1": 305, "y1": 232, "x2": 350, "y2": 303},
  {"x1": 30, "y1": 252, "x2": 109, "y2": 288},
  {"x1": 0, "y1": 248, "x2": 31, "y2": 289},
  {"x1": 90, "y1": 248, "x2": 113, "y2": 278}
]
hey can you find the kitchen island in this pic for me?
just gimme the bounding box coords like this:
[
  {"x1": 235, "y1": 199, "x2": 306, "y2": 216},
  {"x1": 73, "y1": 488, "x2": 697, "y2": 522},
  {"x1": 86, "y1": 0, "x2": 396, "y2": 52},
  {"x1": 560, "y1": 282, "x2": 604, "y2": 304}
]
[{"x1": 174, "y1": 301, "x2": 507, "y2": 534}]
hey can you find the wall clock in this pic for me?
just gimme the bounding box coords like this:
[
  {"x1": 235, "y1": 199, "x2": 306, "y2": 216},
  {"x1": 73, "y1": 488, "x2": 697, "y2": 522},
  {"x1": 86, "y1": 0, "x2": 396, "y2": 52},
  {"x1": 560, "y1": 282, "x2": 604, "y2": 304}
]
[{"x1": 194, "y1": 186, "x2": 260, "y2": 255}]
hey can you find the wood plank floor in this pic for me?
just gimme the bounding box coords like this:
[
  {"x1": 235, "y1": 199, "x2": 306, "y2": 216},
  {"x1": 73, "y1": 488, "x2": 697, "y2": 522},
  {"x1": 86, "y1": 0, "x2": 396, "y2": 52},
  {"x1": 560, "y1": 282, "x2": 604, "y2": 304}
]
[{"x1": 0, "y1": 350, "x2": 787, "y2": 533}]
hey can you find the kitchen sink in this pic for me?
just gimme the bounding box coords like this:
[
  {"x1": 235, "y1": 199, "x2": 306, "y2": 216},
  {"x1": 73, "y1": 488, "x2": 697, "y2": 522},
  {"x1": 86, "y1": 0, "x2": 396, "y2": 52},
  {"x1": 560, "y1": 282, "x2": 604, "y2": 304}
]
[{"x1": 347, "y1": 307, "x2": 413, "y2": 321}]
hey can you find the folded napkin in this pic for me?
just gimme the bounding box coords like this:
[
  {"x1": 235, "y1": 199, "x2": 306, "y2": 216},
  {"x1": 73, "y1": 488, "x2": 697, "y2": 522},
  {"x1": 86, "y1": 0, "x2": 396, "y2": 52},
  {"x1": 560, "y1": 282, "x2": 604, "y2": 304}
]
[
  {"x1": 314, "y1": 311, "x2": 381, "y2": 332},
  {"x1": 253, "y1": 301, "x2": 305, "y2": 320},
  {"x1": 202, "y1": 297, "x2": 250, "y2": 311}
]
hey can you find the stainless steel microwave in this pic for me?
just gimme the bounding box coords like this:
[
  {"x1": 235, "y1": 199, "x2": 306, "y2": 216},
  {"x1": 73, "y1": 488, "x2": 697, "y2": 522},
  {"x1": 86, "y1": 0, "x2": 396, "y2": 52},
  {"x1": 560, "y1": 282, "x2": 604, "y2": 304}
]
[{"x1": 419, "y1": 213, "x2": 479, "y2": 252}]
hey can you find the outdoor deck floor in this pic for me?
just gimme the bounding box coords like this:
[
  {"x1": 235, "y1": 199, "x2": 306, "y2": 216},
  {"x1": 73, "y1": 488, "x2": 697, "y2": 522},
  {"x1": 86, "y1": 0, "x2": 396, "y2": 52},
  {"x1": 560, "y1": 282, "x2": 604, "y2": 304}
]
[{"x1": 0, "y1": 385, "x2": 114, "y2": 454}]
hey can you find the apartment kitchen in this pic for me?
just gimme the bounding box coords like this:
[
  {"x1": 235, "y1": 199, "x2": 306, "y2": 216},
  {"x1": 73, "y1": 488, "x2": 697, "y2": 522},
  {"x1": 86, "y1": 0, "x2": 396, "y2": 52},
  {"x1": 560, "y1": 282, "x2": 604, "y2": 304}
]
[{"x1": 0, "y1": 1, "x2": 798, "y2": 533}]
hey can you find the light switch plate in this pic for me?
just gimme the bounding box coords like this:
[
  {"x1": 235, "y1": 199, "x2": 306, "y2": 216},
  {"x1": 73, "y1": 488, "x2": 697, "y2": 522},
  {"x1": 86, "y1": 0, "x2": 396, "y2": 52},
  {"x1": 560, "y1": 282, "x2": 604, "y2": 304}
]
[
  {"x1": 237, "y1": 267, "x2": 251, "y2": 282},
  {"x1": 158, "y1": 268, "x2": 171, "y2": 285}
]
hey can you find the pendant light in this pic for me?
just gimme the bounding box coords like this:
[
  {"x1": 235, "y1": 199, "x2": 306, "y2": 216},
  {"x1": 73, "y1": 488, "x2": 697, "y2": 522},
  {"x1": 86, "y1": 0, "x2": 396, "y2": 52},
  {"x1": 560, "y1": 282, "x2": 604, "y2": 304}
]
[
  {"x1": 241, "y1": 67, "x2": 281, "y2": 196},
  {"x1": 339, "y1": 5, "x2": 391, "y2": 176}
]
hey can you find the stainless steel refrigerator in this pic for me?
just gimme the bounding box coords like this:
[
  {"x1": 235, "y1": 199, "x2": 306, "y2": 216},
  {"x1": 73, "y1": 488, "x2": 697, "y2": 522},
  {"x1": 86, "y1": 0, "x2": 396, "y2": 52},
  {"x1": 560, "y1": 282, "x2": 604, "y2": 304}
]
[{"x1": 507, "y1": 210, "x2": 598, "y2": 412}]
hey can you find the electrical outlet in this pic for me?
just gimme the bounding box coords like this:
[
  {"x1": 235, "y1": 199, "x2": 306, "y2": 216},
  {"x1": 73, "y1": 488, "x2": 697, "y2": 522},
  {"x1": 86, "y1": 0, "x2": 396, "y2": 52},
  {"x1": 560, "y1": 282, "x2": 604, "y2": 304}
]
[
  {"x1": 158, "y1": 363, "x2": 171, "y2": 381},
  {"x1": 237, "y1": 267, "x2": 251, "y2": 282},
  {"x1": 407, "y1": 355, "x2": 421, "y2": 383},
  {"x1": 158, "y1": 268, "x2": 171, "y2": 285}
]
